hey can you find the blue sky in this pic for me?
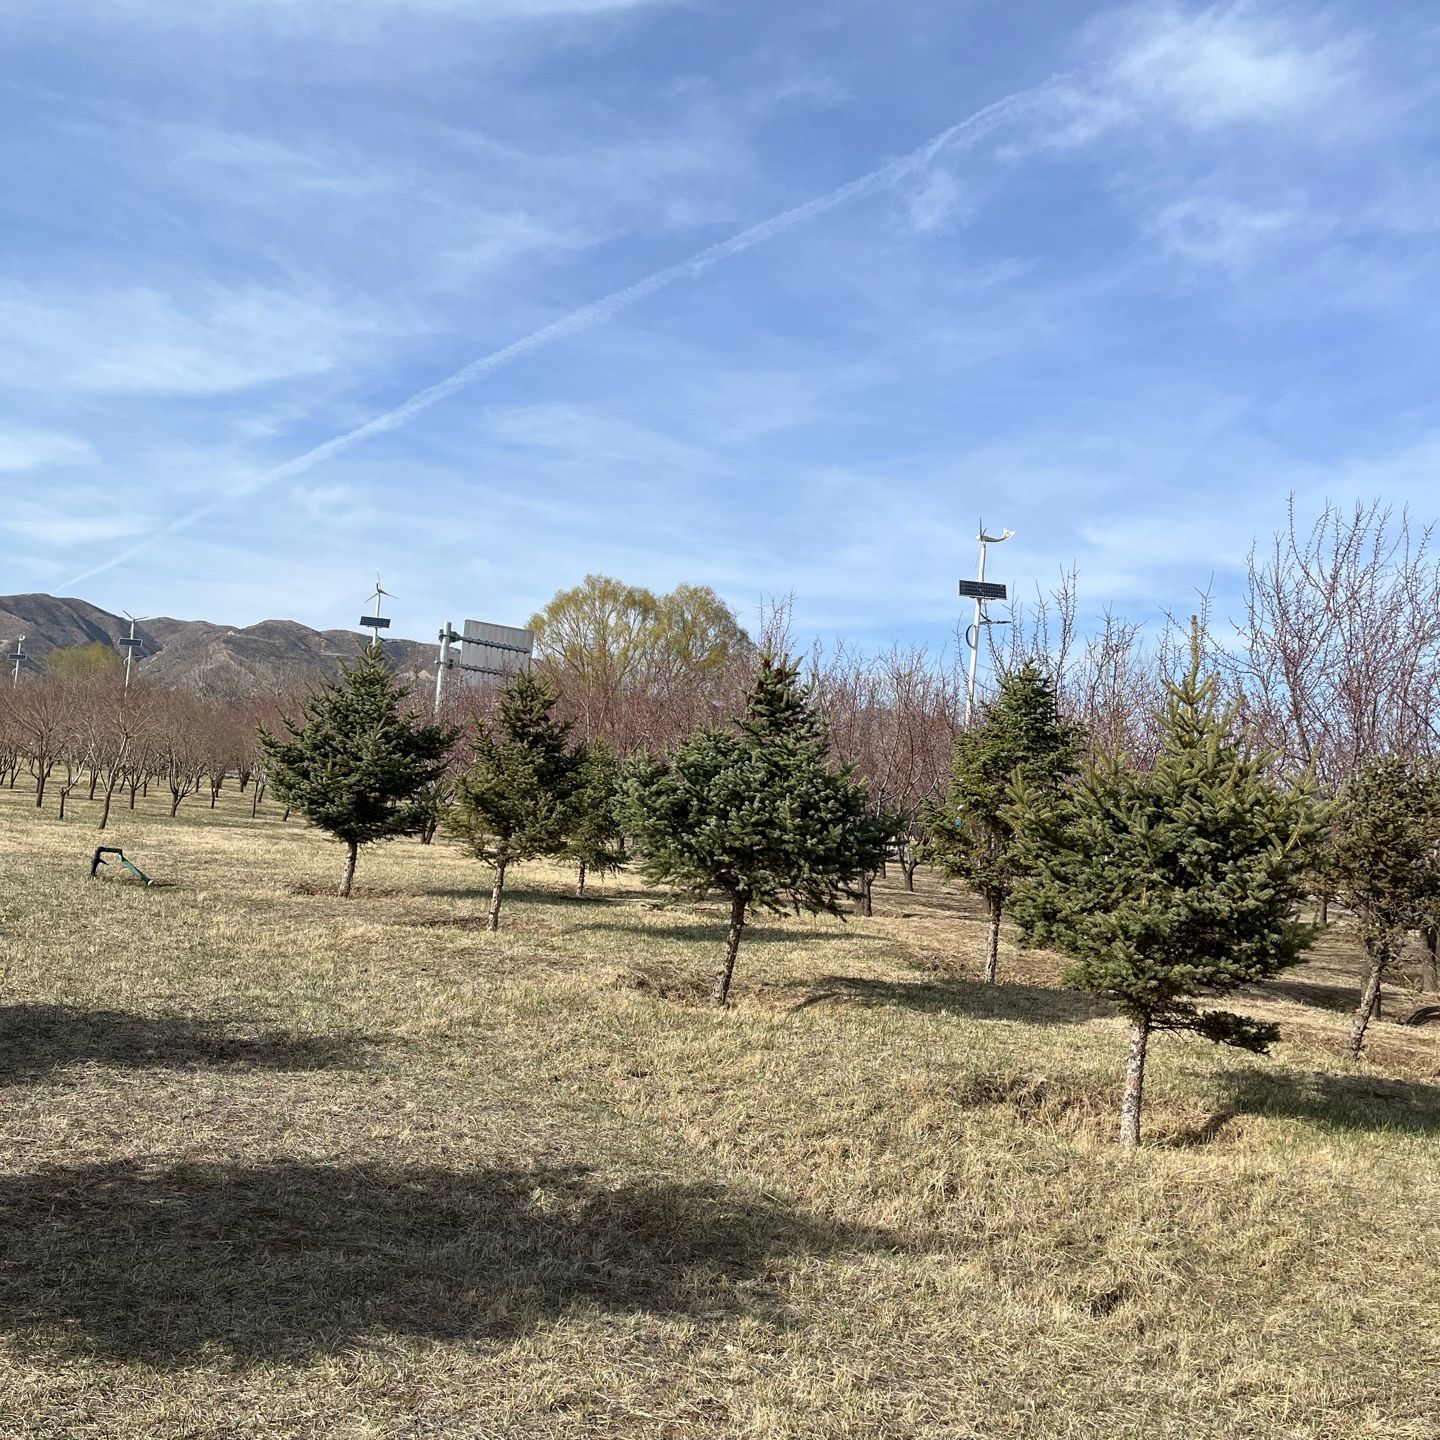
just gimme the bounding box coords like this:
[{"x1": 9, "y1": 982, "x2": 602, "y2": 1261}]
[{"x1": 3, "y1": 0, "x2": 1438, "y2": 652}]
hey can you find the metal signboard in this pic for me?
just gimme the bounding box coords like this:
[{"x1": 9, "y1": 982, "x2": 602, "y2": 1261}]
[{"x1": 460, "y1": 619, "x2": 534, "y2": 684}]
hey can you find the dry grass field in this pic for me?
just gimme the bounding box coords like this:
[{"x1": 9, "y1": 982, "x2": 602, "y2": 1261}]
[{"x1": 1, "y1": 783, "x2": 1438, "y2": 1439}]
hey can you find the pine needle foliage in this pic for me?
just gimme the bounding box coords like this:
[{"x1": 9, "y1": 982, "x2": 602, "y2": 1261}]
[
  {"x1": 1009, "y1": 638, "x2": 1320, "y2": 1146},
  {"x1": 443, "y1": 670, "x2": 585, "y2": 930},
  {"x1": 922, "y1": 662, "x2": 1081, "y2": 981},
  {"x1": 625, "y1": 653, "x2": 886, "y2": 1005},
  {"x1": 564, "y1": 739, "x2": 627, "y2": 897},
  {"x1": 1330, "y1": 756, "x2": 1440, "y2": 1055},
  {"x1": 256, "y1": 643, "x2": 455, "y2": 896}
]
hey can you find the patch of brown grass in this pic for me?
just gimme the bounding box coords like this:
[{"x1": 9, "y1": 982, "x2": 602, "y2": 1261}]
[{"x1": 1, "y1": 784, "x2": 1438, "y2": 1438}]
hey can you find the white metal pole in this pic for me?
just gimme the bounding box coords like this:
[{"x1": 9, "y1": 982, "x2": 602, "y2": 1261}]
[
  {"x1": 434, "y1": 623, "x2": 451, "y2": 718},
  {"x1": 124, "y1": 617, "x2": 135, "y2": 689},
  {"x1": 965, "y1": 541, "x2": 986, "y2": 726},
  {"x1": 12, "y1": 636, "x2": 24, "y2": 687}
]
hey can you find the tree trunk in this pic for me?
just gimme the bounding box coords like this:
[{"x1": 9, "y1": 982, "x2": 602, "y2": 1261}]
[
  {"x1": 576, "y1": 860, "x2": 587, "y2": 898},
  {"x1": 99, "y1": 783, "x2": 116, "y2": 832},
  {"x1": 57, "y1": 789, "x2": 67, "y2": 820},
  {"x1": 901, "y1": 857, "x2": 917, "y2": 892},
  {"x1": 487, "y1": 860, "x2": 508, "y2": 931},
  {"x1": 88, "y1": 772, "x2": 99, "y2": 801},
  {"x1": 1347, "y1": 950, "x2": 1386, "y2": 1057},
  {"x1": 1421, "y1": 926, "x2": 1439, "y2": 994},
  {"x1": 1119, "y1": 1014, "x2": 1151, "y2": 1149},
  {"x1": 34, "y1": 772, "x2": 45, "y2": 808},
  {"x1": 170, "y1": 791, "x2": 182, "y2": 817},
  {"x1": 859, "y1": 872, "x2": 874, "y2": 918},
  {"x1": 128, "y1": 783, "x2": 138, "y2": 810},
  {"x1": 712, "y1": 893, "x2": 747, "y2": 1006},
  {"x1": 339, "y1": 839, "x2": 359, "y2": 899},
  {"x1": 282, "y1": 807, "x2": 291, "y2": 823},
  {"x1": 1318, "y1": 894, "x2": 1329, "y2": 926},
  {"x1": 250, "y1": 783, "x2": 261, "y2": 819},
  {"x1": 983, "y1": 893, "x2": 1002, "y2": 984}
]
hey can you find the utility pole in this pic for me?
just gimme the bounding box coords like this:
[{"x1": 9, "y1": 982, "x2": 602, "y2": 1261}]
[
  {"x1": 959, "y1": 525, "x2": 1014, "y2": 726},
  {"x1": 434, "y1": 621, "x2": 461, "y2": 717},
  {"x1": 8, "y1": 635, "x2": 26, "y2": 687}
]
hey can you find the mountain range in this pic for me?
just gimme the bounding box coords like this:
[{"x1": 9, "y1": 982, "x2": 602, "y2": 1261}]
[{"x1": 0, "y1": 593, "x2": 437, "y2": 698}]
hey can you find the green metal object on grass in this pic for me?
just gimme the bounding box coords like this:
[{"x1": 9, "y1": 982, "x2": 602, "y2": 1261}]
[{"x1": 90, "y1": 847, "x2": 154, "y2": 886}]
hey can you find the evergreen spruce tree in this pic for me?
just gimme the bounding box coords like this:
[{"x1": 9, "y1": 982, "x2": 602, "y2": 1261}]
[
  {"x1": 922, "y1": 662, "x2": 1081, "y2": 982},
  {"x1": 1010, "y1": 640, "x2": 1320, "y2": 1147},
  {"x1": 257, "y1": 644, "x2": 454, "y2": 897},
  {"x1": 1329, "y1": 757, "x2": 1440, "y2": 1055},
  {"x1": 443, "y1": 670, "x2": 584, "y2": 930},
  {"x1": 564, "y1": 739, "x2": 626, "y2": 897},
  {"x1": 625, "y1": 653, "x2": 887, "y2": 1006}
]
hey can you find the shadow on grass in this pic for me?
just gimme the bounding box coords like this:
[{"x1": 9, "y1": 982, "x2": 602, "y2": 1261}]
[
  {"x1": 1256, "y1": 978, "x2": 1362, "y2": 1014},
  {"x1": 0, "y1": 1005, "x2": 360, "y2": 1087},
  {"x1": 581, "y1": 921, "x2": 882, "y2": 947},
  {"x1": 788, "y1": 975, "x2": 1107, "y2": 1024},
  {"x1": 0, "y1": 1161, "x2": 893, "y2": 1362},
  {"x1": 419, "y1": 885, "x2": 624, "y2": 908},
  {"x1": 1212, "y1": 1068, "x2": 1440, "y2": 1137}
]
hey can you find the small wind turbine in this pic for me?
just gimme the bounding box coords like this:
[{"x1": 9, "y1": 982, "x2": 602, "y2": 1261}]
[{"x1": 359, "y1": 575, "x2": 394, "y2": 640}]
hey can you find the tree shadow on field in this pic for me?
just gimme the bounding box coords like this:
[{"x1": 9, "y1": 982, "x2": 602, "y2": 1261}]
[
  {"x1": 420, "y1": 885, "x2": 623, "y2": 908},
  {"x1": 1253, "y1": 978, "x2": 1363, "y2": 1014},
  {"x1": 582, "y1": 920, "x2": 881, "y2": 947},
  {"x1": 1212, "y1": 1068, "x2": 1440, "y2": 1137},
  {"x1": 0, "y1": 1005, "x2": 360, "y2": 1087},
  {"x1": 787, "y1": 975, "x2": 1107, "y2": 1025},
  {"x1": 0, "y1": 1161, "x2": 892, "y2": 1363}
]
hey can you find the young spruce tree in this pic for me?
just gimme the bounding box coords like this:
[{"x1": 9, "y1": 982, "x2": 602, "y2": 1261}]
[
  {"x1": 625, "y1": 653, "x2": 887, "y2": 1006},
  {"x1": 1329, "y1": 757, "x2": 1440, "y2": 1056},
  {"x1": 1010, "y1": 640, "x2": 1320, "y2": 1147},
  {"x1": 922, "y1": 661, "x2": 1081, "y2": 982},
  {"x1": 443, "y1": 670, "x2": 584, "y2": 930},
  {"x1": 565, "y1": 738, "x2": 626, "y2": 897},
  {"x1": 257, "y1": 644, "x2": 454, "y2": 897}
]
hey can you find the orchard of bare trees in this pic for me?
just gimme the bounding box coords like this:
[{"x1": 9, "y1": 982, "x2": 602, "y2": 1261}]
[{"x1": 7, "y1": 500, "x2": 1440, "y2": 1143}]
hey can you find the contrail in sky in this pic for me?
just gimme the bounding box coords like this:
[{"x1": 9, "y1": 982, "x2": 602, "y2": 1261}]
[{"x1": 63, "y1": 82, "x2": 1050, "y2": 591}]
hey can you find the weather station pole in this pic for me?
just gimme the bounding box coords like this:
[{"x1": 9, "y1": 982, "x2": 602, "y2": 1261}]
[
  {"x1": 359, "y1": 577, "x2": 394, "y2": 646},
  {"x1": 959, "y1": 526, "x2": 1014, "y2": 726},
  {"x1": 120, "y1": 612, "x2": 147, "y2": 689},
  {"x1": 9, "y1": 635, "x2": 26, "y2": 687}
]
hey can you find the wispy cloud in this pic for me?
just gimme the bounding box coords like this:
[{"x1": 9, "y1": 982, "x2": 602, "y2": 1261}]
[
  {"x1": 0, "y1": 428, "x2": 96, "y2": 471},
  {"x1": 0, "y1": 284, "x2": 374, "y2": 397}
]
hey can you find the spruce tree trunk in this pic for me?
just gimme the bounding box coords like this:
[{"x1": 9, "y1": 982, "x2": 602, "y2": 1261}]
[
  {"x1": 983, "y1": 893, "x2": 1002, "y2": 984},
  {"x1": 339, "y1": 840, "x2": 359, "y2": 899},
  {"x1": 859, "y1": 872, "x2": 874, "y2": 918},
  {"x1": 1119, "y1": 1015, "x2": 1151, "y2": 1149},
  {"x1": 576, "y1": 860, "x2": 587, "y2": 898},
  {"x1": 1347, "y1": 949, "x2": 1386, "y2": 1057},
  {"x1": 487, "y1": 860, "x2": 507, "y2": 931},
  {"x1": 1319, "y1": 894, "x2": 1329, "y2": 926},
  {"x1": 1421, "y1": 926, "x2": 1439, "y2": 994},
  {"x1": 713, "y1": 893, "x2": 747, "y2": 1007}
]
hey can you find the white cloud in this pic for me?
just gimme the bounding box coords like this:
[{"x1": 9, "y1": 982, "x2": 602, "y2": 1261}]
[
  {"x1": 1099, "y1": 1, "x2": 1357, "y2": 130},
  {"x1": 1146, "y1": 193, "x2": 1303, "y2": 267},
  {"x1": 1024, "y1": 1, "x2": 1365, "y2": 149},
  {"x1": 0, "y1": 284, "x2": 371, "y2": 396},
  {"x1": 904, "y1": 168, "x2": 973, "y2": 236},
  {"x1": 0, "y1": 428, "x2": 97, "y2": 471},
  {"x1": 6, "y1": 515, "x2": 146, "y2": 546}
]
